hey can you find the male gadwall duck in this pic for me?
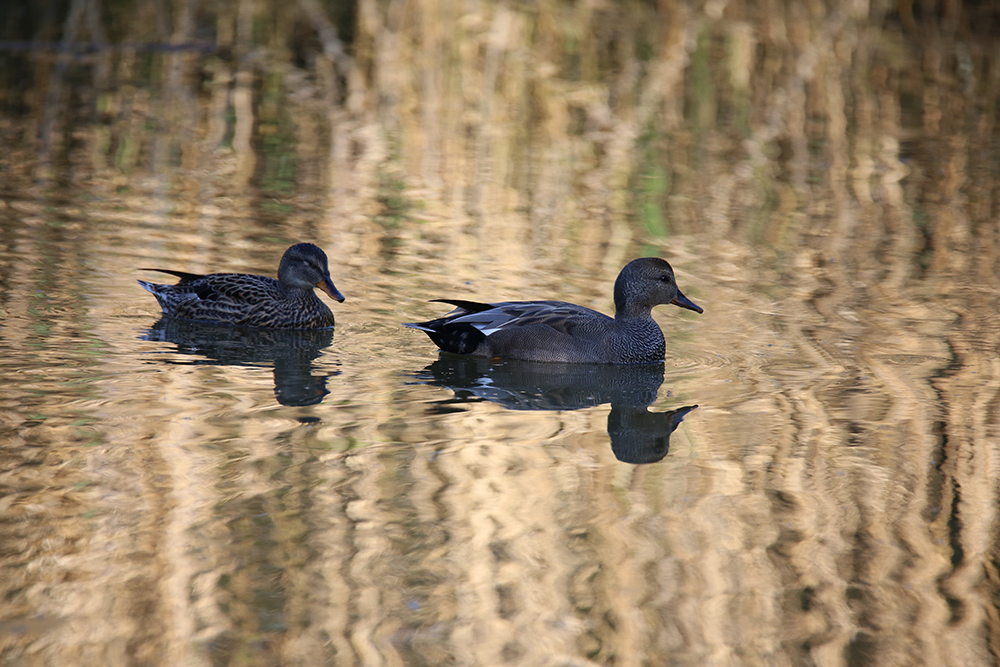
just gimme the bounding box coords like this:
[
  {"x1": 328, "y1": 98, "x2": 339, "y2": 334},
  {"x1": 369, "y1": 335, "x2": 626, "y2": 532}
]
[
  {"x1": 138, "y1": 243, "x2": 345, "y2": 329},
  {"x1": 403, "y1": 257, "x2": 702, "y2": 364}
]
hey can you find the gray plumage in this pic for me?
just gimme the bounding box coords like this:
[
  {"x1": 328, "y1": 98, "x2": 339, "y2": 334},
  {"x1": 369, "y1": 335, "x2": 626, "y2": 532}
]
[
  {"x1": 138, "y1": 243, "x2": 345, "y2": 329},
  {"x1": 403, "y1": 257, "x2": 703, "y2": 364}
]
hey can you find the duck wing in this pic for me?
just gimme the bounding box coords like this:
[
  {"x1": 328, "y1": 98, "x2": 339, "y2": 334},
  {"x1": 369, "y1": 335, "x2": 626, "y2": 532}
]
[
  {"x1": 142, "y1": 270, "x2": 280, "y2": 304},
  {"x1": 140, "y1": 268, "x2": 206, "y2": 284},
  {"x1": 196, "y1": 274, "x2": 280, "y2": 304},
  {"x1": 436, "y1": 299, "x2": 609, "y2": 337}
]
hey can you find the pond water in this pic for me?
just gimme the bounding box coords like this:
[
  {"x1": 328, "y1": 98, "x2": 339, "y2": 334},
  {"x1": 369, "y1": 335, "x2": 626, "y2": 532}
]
[{"x1": 2, "y1": 2, "x2": 1000, "y2": 666}]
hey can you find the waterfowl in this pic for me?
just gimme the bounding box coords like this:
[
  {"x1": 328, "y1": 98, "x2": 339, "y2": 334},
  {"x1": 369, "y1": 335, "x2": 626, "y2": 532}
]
[
  {"x1": 403, "y1": 257, "x2": 702, "y2": 364},
  {"x1": 138, "y1": 243, "x2": 345, "y2": 329}
]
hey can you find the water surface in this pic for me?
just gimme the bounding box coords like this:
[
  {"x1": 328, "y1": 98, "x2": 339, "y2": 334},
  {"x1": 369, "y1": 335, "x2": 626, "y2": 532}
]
[{"x1": 2, "y1": 2, "x2": 1000, "y2": 666}]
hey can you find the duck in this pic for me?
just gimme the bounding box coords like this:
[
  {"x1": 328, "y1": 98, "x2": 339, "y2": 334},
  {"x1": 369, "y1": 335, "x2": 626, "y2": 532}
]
[
  {"x1": 138, "y1": 243, "x2": 345, "y2": 329},
  {"x1": 403, "y1": 257, "x2": 702, "y2": 364}
]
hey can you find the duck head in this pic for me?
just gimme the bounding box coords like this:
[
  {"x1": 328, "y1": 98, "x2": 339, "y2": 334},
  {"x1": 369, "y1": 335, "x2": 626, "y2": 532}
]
[
  {"x1": 613, "y1": 257, "x2": 702, "y2": 317},
  {"x1": 278, "y1": 243, "x2": 346, "y2": 302}
]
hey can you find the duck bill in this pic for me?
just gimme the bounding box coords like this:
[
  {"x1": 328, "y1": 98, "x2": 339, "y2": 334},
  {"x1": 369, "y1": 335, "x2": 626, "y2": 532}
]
[
  {"x1": 671, "y1": 290, "x2": 703, "y2": 314},
  {"x1": 317, "y1": 276, "x2": 346, "y2": 303}
]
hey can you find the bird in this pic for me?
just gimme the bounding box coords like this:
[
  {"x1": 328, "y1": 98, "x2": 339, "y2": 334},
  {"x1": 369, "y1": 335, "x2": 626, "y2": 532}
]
[
  {"x1": 138, "y1": 242, "x2": 345, "y2": 329},
  {"x1": 403, "y1": 257, "x2": 702, "y2": 364}
]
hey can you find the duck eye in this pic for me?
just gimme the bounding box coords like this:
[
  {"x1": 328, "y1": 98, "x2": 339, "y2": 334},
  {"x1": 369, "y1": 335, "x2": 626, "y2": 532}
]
[{"x1": 659, "y1": 274, "x2": 670, "y2": 282}]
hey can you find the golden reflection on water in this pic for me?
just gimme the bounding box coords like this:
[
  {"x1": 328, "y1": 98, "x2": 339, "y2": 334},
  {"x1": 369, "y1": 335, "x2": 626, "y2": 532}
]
[{"x1": 2, "y1": 1, "x2": 1000, "y2": 666}]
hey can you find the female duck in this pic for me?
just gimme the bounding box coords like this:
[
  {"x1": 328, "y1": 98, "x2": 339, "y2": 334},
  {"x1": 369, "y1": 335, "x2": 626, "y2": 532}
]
[
  {"x1": 139, "y1": 243, "x2": 345, "y2": 329},
  {"x1": 404, "y1": 257, "x2": 702, "y2": 364}
]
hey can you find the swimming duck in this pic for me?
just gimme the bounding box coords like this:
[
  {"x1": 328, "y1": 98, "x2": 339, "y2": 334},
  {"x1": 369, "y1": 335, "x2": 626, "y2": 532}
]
[
  {"x1": 138, "y1": 243, "x2": 345, "y2": 329},
  {"x1": 403, "y1": 257, "x2": 702, "y2": 364}
]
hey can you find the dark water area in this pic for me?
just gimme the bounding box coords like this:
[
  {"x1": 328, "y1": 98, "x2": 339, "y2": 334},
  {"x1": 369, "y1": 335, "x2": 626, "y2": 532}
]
[{"x1": 2, "y1": 2, "x2": 1000, "y2": 666}]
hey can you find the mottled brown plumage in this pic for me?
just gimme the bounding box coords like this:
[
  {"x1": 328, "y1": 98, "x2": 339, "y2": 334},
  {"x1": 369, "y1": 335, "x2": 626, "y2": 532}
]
[
  {"x1": 403, "y1": 258, "x2": 702, "y2": 364},
  {"x1": 138, "y1": 243, "x2": 345, "y2": 329}
]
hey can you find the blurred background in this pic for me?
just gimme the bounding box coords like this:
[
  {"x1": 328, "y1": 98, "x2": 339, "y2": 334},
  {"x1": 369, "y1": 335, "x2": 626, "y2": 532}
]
[{"x1": 2, "y1": 0, "x2": 1000, "y2": 665}]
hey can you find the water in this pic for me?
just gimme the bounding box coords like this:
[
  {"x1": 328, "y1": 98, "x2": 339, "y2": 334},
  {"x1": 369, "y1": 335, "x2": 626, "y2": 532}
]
[{"x1": 3, "y1": 2, "x2": 1000, "y2": 666}]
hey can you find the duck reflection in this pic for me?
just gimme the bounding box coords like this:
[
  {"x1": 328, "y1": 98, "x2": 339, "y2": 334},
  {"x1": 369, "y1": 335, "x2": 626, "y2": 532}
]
[
  {"x1": 141, "y1": 317, "x2": 336, "y2": 406},
  {"x1": 410, "y1": 356, "x2": 697, "y2": 464}
]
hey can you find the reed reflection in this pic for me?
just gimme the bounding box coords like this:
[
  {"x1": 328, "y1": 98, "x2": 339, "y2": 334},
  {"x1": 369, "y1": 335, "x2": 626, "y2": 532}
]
[
  {"x1": 141, "y1": 317, "x2": 336, "y2": 406},
  {"x1": 410, "y1": 356, "x2": 697, "y2": 464}
]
